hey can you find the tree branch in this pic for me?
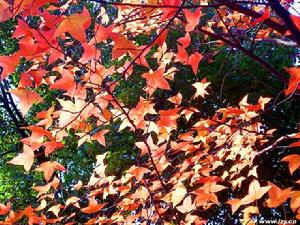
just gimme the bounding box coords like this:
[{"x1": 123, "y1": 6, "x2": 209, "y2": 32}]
[
  {"x1": 0, "y1": 81, "x2": 27, "y2": 138},
  {"x1": 216, "y1": 0, "x2": 287, "y2": 35},
  {"x1": 269, "y1": 0, "x2": 300, "y2": 46},
  {"x1": 195, "y1": 26, "x2": 288, "y2": 83},
  {"x1": 256, "y1": 134, "x2": 295, "y2": 156},
  {"x1": 3, "y1": 80, "x2": 25, "y2": 122}
]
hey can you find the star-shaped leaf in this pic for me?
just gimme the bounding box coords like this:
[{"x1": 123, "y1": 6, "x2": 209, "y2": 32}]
[
  {"x1": 54, "y1": 7, "x2": 91, "y2": 42},
  {"x1": 142, "y1": 67, "x2": 170, "y2": 95},
  {"x1": 8, "y1": 145, "x2": 34, "y2": 171},
  {"x1": 192, "y1": 79, "x2": 210, "y2": 98},
  {"x1": 10, "y1": 87, "x2": 43, "y2": 116}
]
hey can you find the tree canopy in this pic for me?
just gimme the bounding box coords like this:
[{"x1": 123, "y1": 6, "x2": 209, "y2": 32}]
[{"x1": 0, "y1": 0, "x2": 300, "y2": 224}]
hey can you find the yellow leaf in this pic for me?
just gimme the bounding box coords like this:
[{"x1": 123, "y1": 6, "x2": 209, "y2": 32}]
[
  {"x1": 35, "y1": 199, "x2": 47, "y2": 211},
  {"x1": 241, "y1": 180, "x2": 270, "y2": 205},
  {"x1": 176, "y1": 195, "x2": 195, "y2": 213},
  {"x1": 192, "y1": 80, "x2": 210, "y2": 99},
  {"x1": 171, "y1": 182, "x2": 187, "y2": 206},
  {"x1": 48, "y1": 204, "x2": 62, "y2": 217},
  {"x1": 8, "y1": 145, "x2": 34, "y2": 171}
]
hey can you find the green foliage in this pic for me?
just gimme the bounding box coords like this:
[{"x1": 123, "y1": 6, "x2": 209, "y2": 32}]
[{"x1": 0, "y1": 20, "x2": 18, "y2": 55}]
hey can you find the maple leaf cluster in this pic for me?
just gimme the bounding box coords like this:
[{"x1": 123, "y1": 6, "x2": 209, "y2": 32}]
[{"x1": 0, "y1": 0, "x2": 299, "y2": 224}]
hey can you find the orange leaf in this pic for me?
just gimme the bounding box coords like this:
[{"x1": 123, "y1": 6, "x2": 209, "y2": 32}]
[
  {"x1": 142, "y1": 67, "x2": 170, "y2": 95},
  {"x1": 33, "y1": 177, "x2": 60, "y2": 196},
  {"x1": 266, "y1": 182, "x2": 292, "y2": 208},
  {"x1": 18, "y1": 37, "x2": 38, "y2": 57},
  {"x1": 161, "y1": 0, "x2": 180, "y2": 20},
  {"x1": 54, "y1": 7, "x2": 91, "y2": 42},
  {"x1": 50, "y1": 70, "x2": 76, "y2": 97},
  {"x1": 21, "y1": 126, "x2": 54, "y2": 146},
  {"x1": 35, "y1": 161, "x2": 66, "y2": 181},
  {"x1": 0, "y1": 52, "x2": 20, "y2": 80},
  {"x1": 290, "y1": 141, "x2": 300, "y2": 147},
  {"x1": 194, "y1": 188, "x2": 218, "y2": 206},
  {"x1": 168, "y1": 92, "x2": 182, "y2": 105},
  {"x1": 110, "y1": 33, "x2": 138, "y2": 59},
  {"x1": 36, "y1": 105, "x2": 55, "y2": 129},
  {"x1": 281, "y1": 154, "x2": 300, "y2": 174},
  {"x1": 187, "y1": 52, "x2": 203, "y2": 74},
  {"x1": 94, "y1": 24, "x2": 114, "y2": 43},
  {"x1": 80, "y1": 42, "x2": 101, "y2": 64},
  {"x1": 81, "y1": 198, "x2": 106, "y2": 214},
  {"x1": 43, "y1": 141, "x2": 64, "y2": 155},
  {"x1": 178, "y1": 32, "x2": 191, "y2": 49},
  {"x1": 183, "y1": 8, "x2": 202, "y2": 32},
  {"x1": 133, "y1": 186, "x2": 149, "y2": 201},
  {"x1": 0, "y1": 203, "x2": 11, "y2": 215},
  {"x1": 157, "y1": 108, "x2": 181, "y2": 130},
  {"x1": 127, "y1": 166, "x2": 150, "y2": 182},
  {"x1": 135, "y1": 136, "x2": 157, "y2": 157},
  {"x1": 203, "y1": 182, "x2": 226, "y2": 193},
  {"x1": 0, "y1": 0, "x2": 12, "y2": 22},
  {"x1": 241, "y1": 180, "x2": 270, "y2": 205},
  {"x1": 155, "y1": 29, "x2": 168, "y2": 46},
  {"x1": 285, "y1": 67, "x2": 300, "y2": 95},
  {"x1": 176, "y1": 44, "x2": 188, "y2": 64},
  {"x1": 10, "y1": 87, "x2": 43, "y2": 116},
  {"x1": 8, "y1": 145, "x2": 34, "y2": 171},
  {"x1": 227, "y1": 198, "x2": 242, "y2": 214},
  {"x1": 290, "y1": 191, "x2": 300, "y2": 212},
  {"x1": 48, "y1": 47, "x2": 65, "y2": 65},
  {"x1": 91, "y1": 130, "x2": 109, "y2": 146},
  {"x1": 102, "y1": 108, "x2": 112, "y2": 120}
]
